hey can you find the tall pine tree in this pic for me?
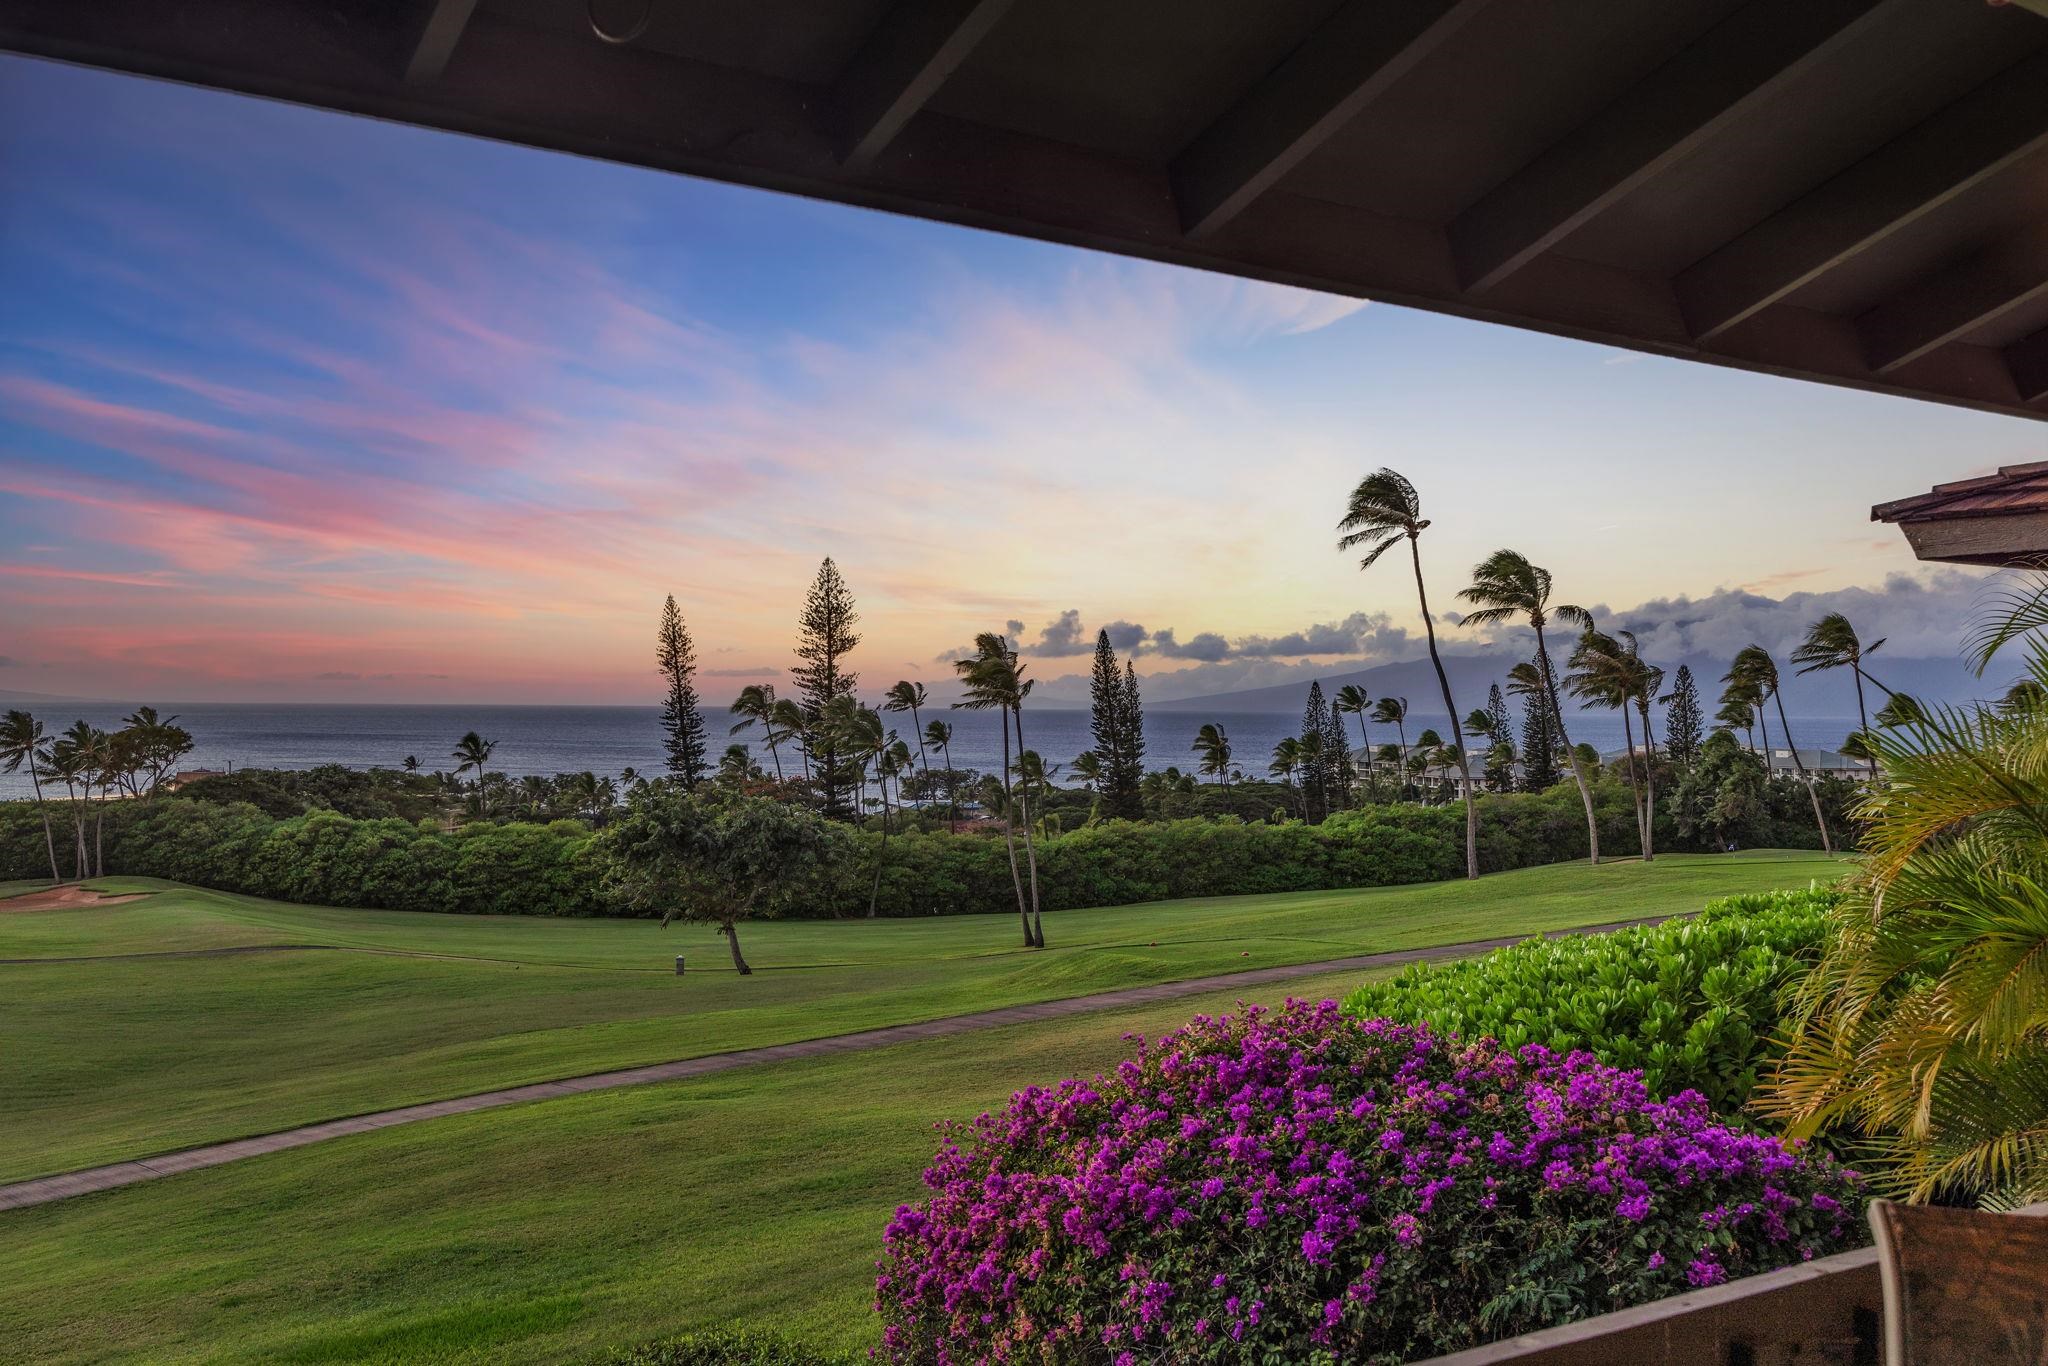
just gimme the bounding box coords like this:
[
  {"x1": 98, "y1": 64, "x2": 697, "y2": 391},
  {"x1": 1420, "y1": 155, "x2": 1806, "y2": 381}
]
[
  {"x1": 1320, "y1": 689, "x2": 1353, "y2": 811},
  {"x1": 1119, "y1": 661, "x2": 1147, "y2": 807},
  {"x1": 1664, "y1": 664, "x2": 1704, "y2": 768},
  {"x1": 792, "y1": 557, "x2": 861, "y2": 817},
  {"x1": 1088, "y1": 631, "x2": 1145, "y2": 820},
  {"x1": 1518, "y1": 658, "x2": 1561, "y2": 793},
  {"x1": 1484, "y1": 682, "x2": 1515, "y2": 793},
  {"x1": 656, "y1": 594, "x2": 709, "y2": 787},
  {"x1": 1301, "y1": 681, "x2": 1331, "y2": 823}
]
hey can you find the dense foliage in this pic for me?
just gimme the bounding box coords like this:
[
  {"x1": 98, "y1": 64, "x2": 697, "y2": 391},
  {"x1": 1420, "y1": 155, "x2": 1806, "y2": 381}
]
[
  {"x1": 594, "y1": 1329, "x2": 855, "y2": 1366},
  {"x1": 1345, "y1": 889, "x2": 1835, "y2": 1112},
  {"x1": 0, "y1": 770, "x2": 1842, "y2": 918},
  {"x1": 1763, "y1": 579, "x2": 2048, "y2": 1206},
  {"x1": 877, "y1": 1003, "x2": 1865, "y2": 1365}
]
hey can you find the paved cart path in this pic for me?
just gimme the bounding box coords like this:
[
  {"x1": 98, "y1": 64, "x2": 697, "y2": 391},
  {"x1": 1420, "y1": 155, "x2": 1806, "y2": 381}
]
[{"x1": 0, "y1": 911, "x2": 1680, "y2": 1213}]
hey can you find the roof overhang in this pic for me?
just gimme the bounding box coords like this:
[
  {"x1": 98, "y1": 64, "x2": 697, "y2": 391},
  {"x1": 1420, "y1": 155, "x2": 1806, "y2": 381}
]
[
  {"x1": 1873, "y1": 460, "x2": 2048, "y2": 566},
  {"x1": 7, "y1": 0, "x2": 2048, "y2": 423}
]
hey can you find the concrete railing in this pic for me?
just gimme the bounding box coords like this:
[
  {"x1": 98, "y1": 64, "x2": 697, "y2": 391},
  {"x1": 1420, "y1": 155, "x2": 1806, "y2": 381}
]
[{"x1": 1419, "y1": 1201, "x2": 2048, "y2": 1366}]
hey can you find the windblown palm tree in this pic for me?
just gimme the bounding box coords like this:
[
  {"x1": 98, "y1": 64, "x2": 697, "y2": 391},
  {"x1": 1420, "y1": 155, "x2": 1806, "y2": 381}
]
[
  {"x1": 1762, "y1": 579, "x2": 2048, "y2": 1203},
  {"x1": 883, "y1": 681, "x2": 934, "y2": 800},
  {"x1": 1792, "y1": 612, "x2": 1889, "y2": 778},
  {"x1": 452, "y1": 731, "x2": 497, "y2": 816},
  {"x1": 1462, "y1": 706, "x2": 1517, "y2": 795},
  {"x1": 1268, "y1": 735, "x2": 1303, "y2": 816},
  {"x1": 0, "y1": 709, "x2": 61, "y2": 883},
  {"x1": 1370, "y1": 696, "x2": 1410, "y2": 800},
  {"x1": 1458, "y1": 549, "x2": 1599, "y2": 865},
  {"x1": 955, "y1": 634, "x2": 1041, "y2": 947},
  {"x1": 1334, "y1": 684, "x2": 1376, "y2": 799},
  {"x1": 1192, "y1": 722, "x2": 1233, "y2": 788},
  {"x1": 1567, "y1": 627, "x2": 1653, "y2": 860},
  {"x1": 1338, "y1": 467, "x2": 1477, "y2": 878},
  {"x1": 402, "y1": 755, "x2": 422, "y2": 775},
  {"x1": 924, "y1": 718, "x2": 958, "y2": 825},
  {"x1": 728, "y1": 684, "x2": 787, "y2": 782},
  {"x1": 1727, "y1": 645, "x2": 1831, "y2": 853}
]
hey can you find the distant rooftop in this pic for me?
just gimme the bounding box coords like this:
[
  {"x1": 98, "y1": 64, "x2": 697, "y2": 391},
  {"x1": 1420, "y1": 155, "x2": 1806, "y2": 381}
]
[{"x1": 1872, "y1": 460, "x2": 2048, "y2": 567}]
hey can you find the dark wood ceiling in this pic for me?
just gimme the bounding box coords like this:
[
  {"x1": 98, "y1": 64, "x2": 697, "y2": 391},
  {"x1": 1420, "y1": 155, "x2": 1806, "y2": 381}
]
[{"x1": 7, "y1": 0, "x2": 2048, "y2": 422}]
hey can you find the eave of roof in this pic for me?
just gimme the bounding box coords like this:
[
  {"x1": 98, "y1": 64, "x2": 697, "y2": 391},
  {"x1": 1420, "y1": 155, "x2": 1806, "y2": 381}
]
[{"x1": 1873, "y1": 460, "x2": 2048, "y2": 523}]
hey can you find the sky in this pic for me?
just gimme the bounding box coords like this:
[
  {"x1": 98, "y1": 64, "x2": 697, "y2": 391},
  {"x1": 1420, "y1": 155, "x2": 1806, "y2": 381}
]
[{"x1": 2, "y1": 54, "x2": 2044, "y2": 707}]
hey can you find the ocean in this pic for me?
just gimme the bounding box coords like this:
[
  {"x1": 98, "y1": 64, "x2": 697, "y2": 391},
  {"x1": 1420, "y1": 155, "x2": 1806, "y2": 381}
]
[{"x1": 0, "y1": 701, "x2": 1867, "y2": 800}]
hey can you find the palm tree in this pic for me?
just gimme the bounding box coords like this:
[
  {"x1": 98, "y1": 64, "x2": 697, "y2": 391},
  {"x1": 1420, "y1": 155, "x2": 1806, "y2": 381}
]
[
  {"x1": 1463, "y1": 706, "x2": 1517, "y2": 794},
  {"x1": 0, "y1": 710, "x2": 61, "y2": 883},
  {"x1": 1268, "y1": 736, "x2": 1303, "y2": 817},
  {"x1": 1567, "y1": 628, "x2": 1651, "y2": 859},
  {"x1": 1071, "y1": 750, "x2": 1104, "y2": 822},
  {"x1": 1338, "y1": 468, "x2": 1477, "y2": 878},
  {"x1": 48, "y1": 722, "x2": 100, "y2": 877},
  {"x1": 1717, "y1": 692, "x2": 1762, "y2": 757},
  {"x1": 1761, "y1": 587, "x2": 2048, "y2": 1203},
  {"x1": 1371, "y1": 696, "x2": 1409, "y2": 798},
  {"x1": 727, "y1": 684, "x2": 787, "y2": 782},
  {"x1": 452, "y1": 731, "x2": 497, "y2": 816},
  {"x1": 1458, "y1": 549, "x2": 1599, "y2": 866},
  {"x1": 517, "y1": 773, "x2": 555, "y2": 819},
  {"x1": 1792, "y1": 612, "x2": 1889, "y2": 779},
  {"x1": 1192, "y1": 722, "x2": 1233, "y2": 788},
  {"x1": 402, "y1": 755, "x2": 422, "y2": 775},
  {"x1": 924, "y1": 718, "x2": 959, "y2": 825},
  {"x1": 955, "y1": 634, "x2": 1039, "y2": 948},
  {"x1": 1728, "y1": 645, "x2": 1832, "y2": 854},
  {"x1": 1334, "y1": 684, "x2": 1375, "y2": 799},
  {"x1": 883, "y1": 681, "x2": 935, "y2": 801},
  {"x1": 1412, "y1": 729, "x2": 1442, "y2": 803},
  {"x1": 1297, "y1": 730, "x2": 1324, "y2": 811}
]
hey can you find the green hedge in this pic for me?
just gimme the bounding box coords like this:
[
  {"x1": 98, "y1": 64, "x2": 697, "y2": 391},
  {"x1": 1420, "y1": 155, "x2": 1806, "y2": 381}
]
[
  {"x1": 0, "y1": 779, "x2": 1835, "y2": 920},
  {"x1": 1343, "y1": 887, "x2": 1836, "y2": 1112}
]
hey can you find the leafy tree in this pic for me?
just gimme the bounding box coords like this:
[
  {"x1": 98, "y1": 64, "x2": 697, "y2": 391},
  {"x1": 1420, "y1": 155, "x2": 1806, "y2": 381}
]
[
  {"x1": 602, "y1": 786, "x2": 850, "y2": 975},
  {"x1": 1727, "y1": 645, "x2": 1831, "y2": 853},
  {"x1": 452, "y1": 731, "x2": 497, "y2": 817},
  {"x1": 1459, "y1": 549, "x2": 1599, "y2": 864},
  {"x1": 1338, "y1": 468, "x2": 1477, "y2": 878},
  {"x1": 0, "y1": 710, "x2": 61, "y2": 882},
  {"x1": 1664, "y1": 730, "x2": 1768, "y2": 850},
  {"x1": 1191, "y1": 722, "x2": 1233, "y2": 789},
  {"x1": 792, "y1": 557, "x2": 861, "y2": 817},
  {"x1": 954, "y1": 633, "x2": 1040, "y2": 947},
  {"x1": 1791, "y1": 612, "x2": 1888, "y2": 779},
  {"x1": 656, "y1": 595, "x2": 710, "y2": 788},
  {"x1": 1662, "y1": 665, "x2": 1704, "y2": 768}
]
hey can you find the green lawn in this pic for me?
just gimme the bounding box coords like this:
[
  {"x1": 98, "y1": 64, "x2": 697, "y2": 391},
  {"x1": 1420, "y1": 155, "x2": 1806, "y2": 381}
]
[{"x1": 0, "y1": 853, "x2": 1843, "y2": 1184}]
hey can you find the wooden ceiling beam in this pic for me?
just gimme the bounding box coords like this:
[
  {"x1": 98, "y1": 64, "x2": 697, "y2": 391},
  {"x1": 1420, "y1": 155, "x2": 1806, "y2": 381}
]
[
  {"x1": 1170, "y1": 0, "x2": 1489, "y2": 240},
  {"x1": 1452, "y1": 0, "x2": 1881, "y2": 294},
  {"x1": 2009, "y1": 329, "x2": 2048, "y2": 405},
  {"x1": 1675, "y1": 46, "x2": 2048, "y2": 342},
  {"x1": 831, "y1": 0, "x2": 1015, "y2": 169},
  {"x1": 1859, "y1": 231, "x2": 2048, "y2": 375},
  {"x1": 403, "y1": 0, "x2": 479, "y2": 83}
]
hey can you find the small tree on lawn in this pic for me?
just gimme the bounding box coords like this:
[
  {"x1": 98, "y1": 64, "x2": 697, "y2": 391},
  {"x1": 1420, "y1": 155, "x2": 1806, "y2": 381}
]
[{"x1": 602, "y1": 785, "x2": 849, "y2": 975}]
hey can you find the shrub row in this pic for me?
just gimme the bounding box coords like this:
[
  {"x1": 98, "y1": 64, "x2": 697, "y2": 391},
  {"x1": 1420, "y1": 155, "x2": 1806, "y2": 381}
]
[
  {"x1": 592, "y1": 1330, "x2": 855, "y2": 1366},
  {"x1": 0, "y1": 778, "x2": 1834, "y2": 920},
  {"x1": 1344, "y1": 888, "x2": 1836, "y2": 1112}
]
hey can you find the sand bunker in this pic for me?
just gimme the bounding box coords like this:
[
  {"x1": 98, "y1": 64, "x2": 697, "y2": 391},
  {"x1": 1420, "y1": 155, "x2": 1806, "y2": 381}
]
[{"x1": 1, "y1": 886, "x2": 150, "y2": 913}]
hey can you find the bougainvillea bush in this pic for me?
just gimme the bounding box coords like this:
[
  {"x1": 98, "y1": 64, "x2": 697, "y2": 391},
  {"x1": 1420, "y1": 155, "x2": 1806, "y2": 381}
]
[{"x1": 877, "y1": 1003, "x2": 1865, "y2": 1365}]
